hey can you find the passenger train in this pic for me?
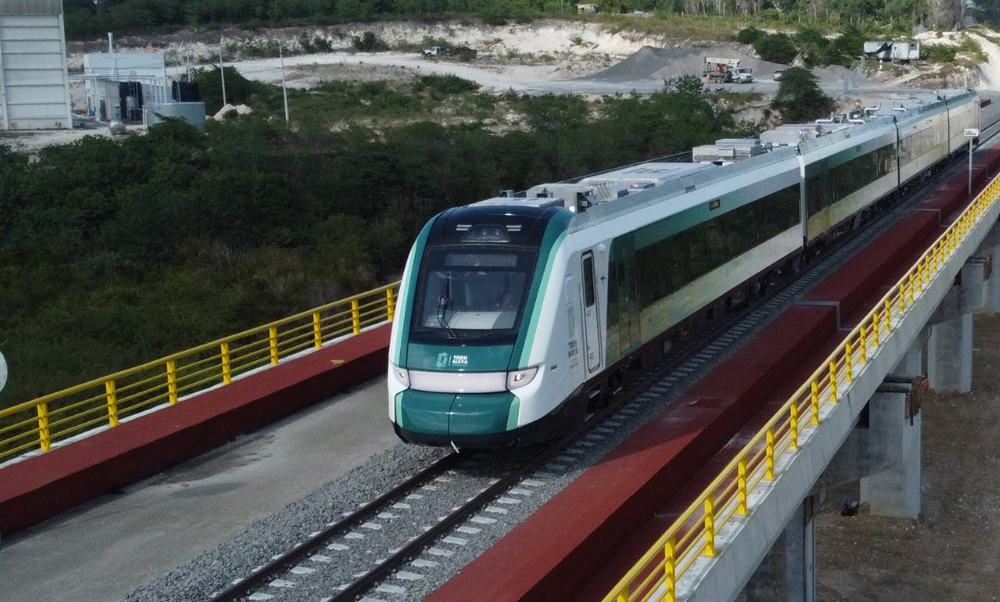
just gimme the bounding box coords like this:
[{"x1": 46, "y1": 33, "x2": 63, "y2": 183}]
[{"x1": 388, "y1": 91, "x2": 981, "y2": 447}]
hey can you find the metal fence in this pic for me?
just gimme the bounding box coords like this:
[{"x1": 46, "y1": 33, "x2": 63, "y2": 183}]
[
  {"x1": 603, "y1": 175, "x2": 1000, "y2": 602},
  {"x1": 0, "y1": 282, "x2": 401, "y2": 463}
]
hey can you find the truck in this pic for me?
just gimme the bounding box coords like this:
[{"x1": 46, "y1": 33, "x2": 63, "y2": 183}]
[
  {"x1": 703, "y1": 58, "x2": 753, "y2": 84},
  {"x1": 863, "y1": 41, "x2": 921, "y2": 63}
]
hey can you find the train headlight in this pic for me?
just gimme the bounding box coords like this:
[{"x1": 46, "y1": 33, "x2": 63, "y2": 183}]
[
  {"x1": 506, "y1": 366, "x2": 539, "y2": 391},
  {"x1": 390, "y1": 363, "x2": 410, "y2": 388}
]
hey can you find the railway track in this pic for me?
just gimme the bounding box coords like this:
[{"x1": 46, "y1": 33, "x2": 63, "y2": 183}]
[{"x1": 208, "y1": 108, "x2": 1000, "y2": 602}]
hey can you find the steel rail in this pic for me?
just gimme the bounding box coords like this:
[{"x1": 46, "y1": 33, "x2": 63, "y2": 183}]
[{"x1": 207, "y1": 452, "x2": 464, "y2": 602}]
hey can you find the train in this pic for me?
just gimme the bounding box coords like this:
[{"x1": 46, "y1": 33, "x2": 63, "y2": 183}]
[{"x1": 387, "y1": 90, "x2": 981, "y2": 448}]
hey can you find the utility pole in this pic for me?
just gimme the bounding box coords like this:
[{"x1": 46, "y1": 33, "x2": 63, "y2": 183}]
[
  {"x1": 220, "y1": 37, "x2": 227, "y2": 108},
  {"x1": 279, "y1": 40, "x2": 290, "y2": 123}
]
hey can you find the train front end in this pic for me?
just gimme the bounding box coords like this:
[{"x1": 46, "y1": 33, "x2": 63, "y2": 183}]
[{"x1": 388, "y1": 201, "x2": 571, "y2": 447}]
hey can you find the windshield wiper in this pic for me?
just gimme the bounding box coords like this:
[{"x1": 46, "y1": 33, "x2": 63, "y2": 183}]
[{"x1": 437, "y1": 278, "x2": 457, "y2": 339}]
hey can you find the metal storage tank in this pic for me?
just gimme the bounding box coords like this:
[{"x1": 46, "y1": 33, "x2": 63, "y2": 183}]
[
  {"x1": 0, "y1": 0, "x2": 72, "y2": 130},
  {"x1": 144, "y1": 102, "x2": 206, "y2": 131}
]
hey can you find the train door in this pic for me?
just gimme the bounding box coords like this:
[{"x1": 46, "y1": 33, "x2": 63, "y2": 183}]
[{"x1": 582, "y1": 251, "x2": 602, "y2": 373}]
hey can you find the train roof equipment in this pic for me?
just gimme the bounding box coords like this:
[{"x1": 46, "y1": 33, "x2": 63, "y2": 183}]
[
  {"x1": 693, "y1": 138, "x2": 766, "y2": 165},
  {"x1": 479, "y1": 91, "x2": 978, "y2": 231}
]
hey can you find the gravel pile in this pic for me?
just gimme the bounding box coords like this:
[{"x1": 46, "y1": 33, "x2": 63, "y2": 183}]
[{"x1": 586, "y1": 44, "x2": 862, "y2": 86}]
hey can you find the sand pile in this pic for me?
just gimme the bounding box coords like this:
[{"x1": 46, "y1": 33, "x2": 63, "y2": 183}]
[{"x1": 212, "y1": 104, "x2": 253, "y2": 119}]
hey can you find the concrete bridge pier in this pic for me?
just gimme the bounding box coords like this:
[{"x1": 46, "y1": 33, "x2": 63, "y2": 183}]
[
  {"x1": 978, "y1": 221, "x2": 1000, "y2": 313},
  {"x1": 926, "y1": 260, "x2": 987, "y2": 393},
  {"x1": 859, "y1": 386, "x2": 922, "y2": 519},
  {"x1": 738, "y1": 495, "x2": 818, "y2": 602}
]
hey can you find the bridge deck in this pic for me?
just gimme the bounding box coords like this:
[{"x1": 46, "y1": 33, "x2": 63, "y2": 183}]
[{"x1": 0, "y1": 325, "x2": 391, "y2": 535}]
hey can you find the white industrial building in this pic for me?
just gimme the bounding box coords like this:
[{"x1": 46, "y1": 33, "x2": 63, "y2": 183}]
[
  {"x1": 83, "y1": 51, "x2": 169, "y2": 122},
  {"x1": 0, "y1": 0, "x2": 72, "y2": 130}
]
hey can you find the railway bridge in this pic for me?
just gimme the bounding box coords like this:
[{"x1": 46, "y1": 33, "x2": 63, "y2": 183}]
[{"x1": 3, "y1": 101, "x2": 1000, "y2": 602}]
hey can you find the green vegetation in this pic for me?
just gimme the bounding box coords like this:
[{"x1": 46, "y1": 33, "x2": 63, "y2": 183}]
[
  {"x1": 0, "y1": 84, "x2": 751, "y2": 407},
  {"x1": 770, "y1": 67, "x2": 835, "y2": 123},
  {"x1": 63, "y1": 0, "x2": 997, "y2": 41},
  {"x1": 735, "y1": 24, "x2": 864, "y2": 68}
]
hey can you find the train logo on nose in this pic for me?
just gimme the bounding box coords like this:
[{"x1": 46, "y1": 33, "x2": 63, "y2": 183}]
[{"x1": 436, "y1": 353, "x2": 469, "y2": 368}]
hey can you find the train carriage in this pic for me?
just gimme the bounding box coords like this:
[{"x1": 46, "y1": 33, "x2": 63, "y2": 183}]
[
  {"x1": 896, "y1": 100, "x2": 951, "y2": 188},
  {"x1": 388, "y1": 91, "x2": 982, "y2": 448}
]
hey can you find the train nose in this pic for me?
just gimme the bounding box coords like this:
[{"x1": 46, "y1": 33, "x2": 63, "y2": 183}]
[{"x1": 395, "y1": 389, "x2": 518, "y2": 438}]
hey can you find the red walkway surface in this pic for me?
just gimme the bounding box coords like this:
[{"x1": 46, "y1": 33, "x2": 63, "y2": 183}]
[
  {"x1": 426, "y1": 149, "x2": 1000, "y2": 602},
  {"x1": 0, "y1": 325, "x2": 391, "y2": 536}
]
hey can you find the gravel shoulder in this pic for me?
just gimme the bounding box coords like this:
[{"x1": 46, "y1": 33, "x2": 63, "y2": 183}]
[{"x1": 817, "y1": 312, "x2": 1000, "y2": 601}]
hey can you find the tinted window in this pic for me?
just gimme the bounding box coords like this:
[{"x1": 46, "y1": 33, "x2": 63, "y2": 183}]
[
  {"x1": 411, "y1": 248, "x2": 536, "y2": 343},
  {"x1": 583, "y1": 255, "x2": 596, "y2": 307}
]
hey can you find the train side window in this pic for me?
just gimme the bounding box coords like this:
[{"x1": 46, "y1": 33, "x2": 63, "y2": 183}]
[{"x1": 583, "y1": 255, "x2": 596, "y2": 307}]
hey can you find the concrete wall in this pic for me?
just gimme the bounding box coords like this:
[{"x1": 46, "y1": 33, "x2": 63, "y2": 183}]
[{"x1": 0, "y1": 0, "x2": 71, "y2": 130}]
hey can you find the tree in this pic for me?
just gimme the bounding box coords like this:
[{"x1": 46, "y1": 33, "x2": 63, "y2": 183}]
[{"x1": 770, "y1": 67, "x2": 835, "y2": 123}]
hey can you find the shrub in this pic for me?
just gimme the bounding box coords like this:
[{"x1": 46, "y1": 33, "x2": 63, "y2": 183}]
[
  {"x1": 922, "y1": 44, "x2": 958, "y2": 62},
  {"x1": 352, "y1": 31, "x2": 389, "y2": 52},
  {"x1": 755, "y1": 33, "x2": 799, "y2": 65},
  {"x1": 736, "y1": 27, "x2": 766, "y2": 45}
]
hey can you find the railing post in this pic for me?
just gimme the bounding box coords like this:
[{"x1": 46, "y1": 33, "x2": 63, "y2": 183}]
[
  {"x1": 873, "y1": 314, "x2": 880, "y2": 348},
  {"x1": 908, "y1": 273, "x2": 915, "y2": 304},
  {"x1": 860, "y1": 324, "x2": 868, "y2": 363},
  {"x1": 36, "y1": 401, "x2": 51, "y2": 451},
  {"x1": 703, "y1": 495, "x2": 716, "y2": 557},
  {"x1": 167, "y1": 360, "x2": 178, "y2": 405},
  {"x1": 351, "y1": 298, "x2": 361, "y2": 335},
  {"x1": 313, "y1": 311, "x2": 323, "y2": 348},
  {"x1": 790, "y1": 402, "x2": 799, "y2": 450},
  {"x1": 221, "y1": 342, "x2": 232, "y2": 384},
  {"x1": 766, "y1": 428, "x2": 775, "y2": 479},
  {"x1": 845, "y1": 342, "x2": 853, "y2": 383},
  {"x1": 737, "y1": 461, "x2": 748, "y2": 515},
  {"x1": 105, "y1": 379, "x2": 119, "y2": 426},
  {"x1": 664, "y1": 537, "x2": 677, "y2": 602},
  {"x1": 885, "y1": 298, "x2": 892, "y2": 333},
  {"x1": 811, "y1": 380, "x2": 820, "y2": 425},
  {"x1": 269, "y1": 326, "x2": 279, "y2": 365},
  {"x1": 616, "y1": 587, "x2": 630, "y2": 602},
  {"x1": 386, "y1": 288, "x2": 396, "y2": 322},
  {"x1": 829, "y1": 361, "x2": 838, "y2": 403}
]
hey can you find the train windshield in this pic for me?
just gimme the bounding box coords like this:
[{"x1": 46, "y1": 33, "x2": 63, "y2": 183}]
[{"x1": 411, "y1": 248, "x2": 536, "y2": 343}]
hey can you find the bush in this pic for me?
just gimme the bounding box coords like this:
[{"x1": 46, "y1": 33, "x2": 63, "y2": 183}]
[
  {"x1": 736, "y1": 27, "x2": 766, "y2": 45},
  {"x1": 414, "y1": 75, "x2": 481, "y2": 96},
  {"x1": 672, "y1": 74, "x2": 704, "y2": 94},
  {"x1": 921, "y1": 44, "x2": 957, "y2": 62},
  {"x1": 352, "y1": 31, "x2": 389, "y2": 52},
  {"x1": 755, "y1": 33, "x2": 798, "y2": 65}
]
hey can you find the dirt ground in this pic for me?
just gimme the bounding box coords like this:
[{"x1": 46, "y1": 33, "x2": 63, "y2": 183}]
[{"x1": 816, "y1": 312, "x2": 1000, "y2": 601}]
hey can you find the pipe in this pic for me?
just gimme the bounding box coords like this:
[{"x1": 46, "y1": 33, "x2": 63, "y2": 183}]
[
  {"x1": 864, "y1": 101, "x2": 882, "y2": 115},
  {"x1": 848, "y1": 118, "x2": 866, "y2": 124},
  {"x1": 891, "y1": 102, "x2": 909, "y2": 112}
]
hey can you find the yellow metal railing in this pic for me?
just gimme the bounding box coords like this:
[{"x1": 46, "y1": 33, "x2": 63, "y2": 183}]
[
  {"x1": 604, "y1": 175, "x2": 1000, "y2": 602},
  {"x1": 0, "y1": 282, "x2": 401, "y2": 463}
]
